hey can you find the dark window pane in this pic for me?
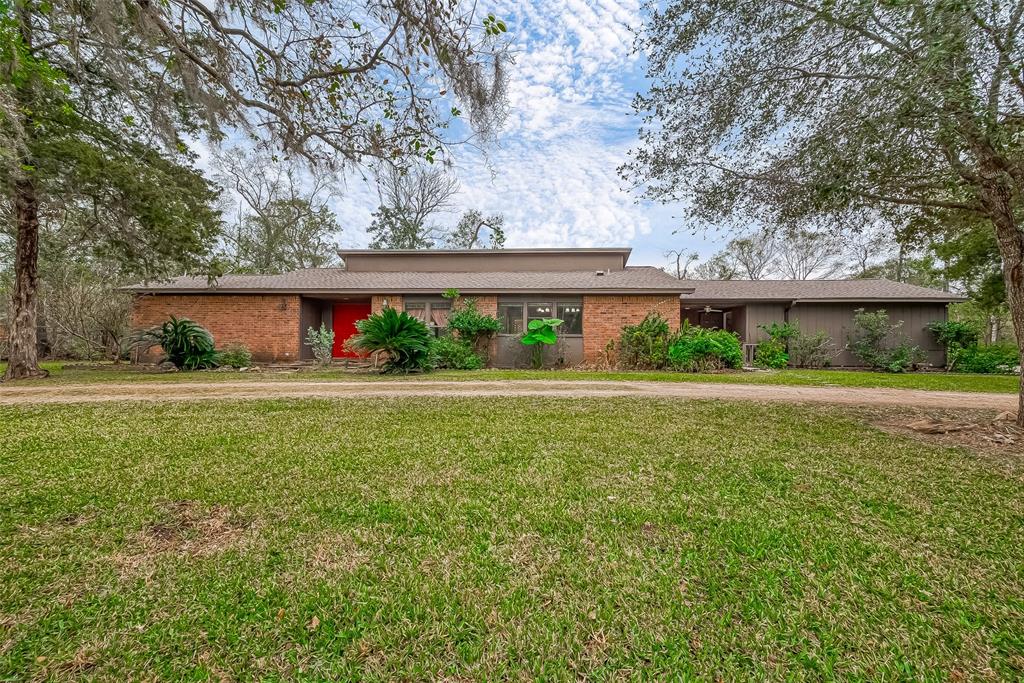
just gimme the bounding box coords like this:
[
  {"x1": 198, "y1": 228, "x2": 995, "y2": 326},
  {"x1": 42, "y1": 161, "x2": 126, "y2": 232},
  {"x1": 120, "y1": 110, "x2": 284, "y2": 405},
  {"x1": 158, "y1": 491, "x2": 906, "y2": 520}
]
[
  {"x1": 557, "y1": 302, "x2": 583, "y2": 334},
  {"x1": 527, "y1": 303, "x2": 554, "y2": 322},
  {"x1": 498, "y1": 303, "x2": 523, "y2": 334}
]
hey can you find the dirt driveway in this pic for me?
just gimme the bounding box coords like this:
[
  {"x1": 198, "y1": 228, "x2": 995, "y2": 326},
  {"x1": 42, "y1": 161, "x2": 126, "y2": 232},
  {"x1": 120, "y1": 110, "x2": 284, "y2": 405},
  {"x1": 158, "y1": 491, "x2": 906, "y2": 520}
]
[{"x1": 1, "y1": 379, "x2": 1017, "y2": 411}]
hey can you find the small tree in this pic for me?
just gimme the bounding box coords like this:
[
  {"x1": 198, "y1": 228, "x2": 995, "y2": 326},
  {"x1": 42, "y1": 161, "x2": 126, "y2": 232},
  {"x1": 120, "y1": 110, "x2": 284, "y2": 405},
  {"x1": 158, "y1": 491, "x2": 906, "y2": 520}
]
[{"x1": 304, "y1": 325, "x2": 335, "y2": 367}]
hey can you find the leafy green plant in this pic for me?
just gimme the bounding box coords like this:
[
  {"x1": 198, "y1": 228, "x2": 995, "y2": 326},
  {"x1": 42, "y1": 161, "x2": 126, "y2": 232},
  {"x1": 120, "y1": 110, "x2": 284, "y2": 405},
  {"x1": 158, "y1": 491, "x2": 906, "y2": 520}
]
[
  {"x1": 430, "y1": 336, "x2": 483, "y2": 370},
  {"x1": 132, "y1": 316, "x2": 218, "y2": 370},
  {"x1": 952, "y1": 344, "x2": 1020, "y2": 374},
  {"x1": 217, "y1": 344, "x2": 253, "y2": 369},
  {"x1": 520, "y1": 318, "x2": 563, "y2": 369},
  {"x1": 926, "y1": 320, "x2": 980, "y2": 350},
  {"x1": 349, "y1": 308, "x2": 432, "y2": 373},
  {"x1": 618, "y1": 313, "x2": 672, "y2": 369},
  {"x1": 304, "y1": 324, "x2": 335, "y2": 367},
  {"x1": 848, "y1": 309, "x2": 926, "y2": 373},
  {"x1": 754, "y1": 339, "x2": 788, "y2": 369},
  {"x1": 667, "y1": 324, "x2": 743, "y2": 372},
  {"x1": 754, "y1": 321, "x2": 798, "y2": 369},
  {"x1": 447, "y1": 297, "x2": 500, "y2": 360},
  {"x1": 789, "y1": 331, "x2": 837, "y2": 368}
]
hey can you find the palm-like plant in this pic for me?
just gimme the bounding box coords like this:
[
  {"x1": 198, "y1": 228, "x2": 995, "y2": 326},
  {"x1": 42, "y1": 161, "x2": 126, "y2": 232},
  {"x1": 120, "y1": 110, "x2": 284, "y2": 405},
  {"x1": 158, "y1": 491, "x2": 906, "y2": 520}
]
[
  {"x1": 348, "y1": 308, "x2": 432, "y2": 373},
  {"x1": 133, "y1": 316, "x2": 218, "y2": 370}
]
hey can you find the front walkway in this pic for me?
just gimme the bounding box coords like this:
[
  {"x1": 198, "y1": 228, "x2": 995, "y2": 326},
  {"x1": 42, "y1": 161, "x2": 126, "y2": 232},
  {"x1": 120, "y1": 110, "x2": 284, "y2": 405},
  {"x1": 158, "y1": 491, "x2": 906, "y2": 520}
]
[{"x1": 2, "y1": 379, "x2": 1016, "y2": 410}]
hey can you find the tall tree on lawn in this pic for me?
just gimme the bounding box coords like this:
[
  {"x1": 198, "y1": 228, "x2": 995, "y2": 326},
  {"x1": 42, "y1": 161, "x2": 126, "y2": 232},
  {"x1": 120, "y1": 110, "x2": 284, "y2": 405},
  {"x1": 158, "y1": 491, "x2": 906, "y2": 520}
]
[
  {"x1": 0, "y1": 0, "x2": 509, "y2": 380},
  {"x1": 624, "y1": 0, "x2": 1024, "y2": 424}
]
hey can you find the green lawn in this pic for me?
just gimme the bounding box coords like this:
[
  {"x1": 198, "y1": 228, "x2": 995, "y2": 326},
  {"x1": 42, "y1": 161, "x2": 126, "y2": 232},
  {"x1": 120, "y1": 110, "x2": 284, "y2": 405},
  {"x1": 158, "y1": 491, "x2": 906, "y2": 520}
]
[
  {"x1": 2, "y1": 398, "x2": 1022, "y2": 680},
  {"x1": 2, "y1": 360, "x2": 1021, "y2": 393}
]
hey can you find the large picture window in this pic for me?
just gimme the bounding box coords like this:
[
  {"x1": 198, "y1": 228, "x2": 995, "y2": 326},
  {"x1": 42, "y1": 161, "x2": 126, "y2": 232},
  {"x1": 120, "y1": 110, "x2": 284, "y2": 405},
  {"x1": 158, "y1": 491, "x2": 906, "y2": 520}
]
[{"x1": 498, "y1": 298, "x2": 583, "y2": 336}]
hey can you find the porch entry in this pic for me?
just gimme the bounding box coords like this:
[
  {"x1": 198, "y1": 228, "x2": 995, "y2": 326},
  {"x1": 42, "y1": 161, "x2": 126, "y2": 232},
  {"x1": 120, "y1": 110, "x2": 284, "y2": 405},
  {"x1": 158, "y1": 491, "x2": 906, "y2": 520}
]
[{"x1": 332, "y1": 302, "x2": 371, "y2": 357}]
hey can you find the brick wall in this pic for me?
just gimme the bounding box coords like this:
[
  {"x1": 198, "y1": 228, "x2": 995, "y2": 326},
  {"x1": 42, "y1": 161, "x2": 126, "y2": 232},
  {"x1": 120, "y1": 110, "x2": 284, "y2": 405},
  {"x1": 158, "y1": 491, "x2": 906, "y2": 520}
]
[
  {"x1": 132, "y1": 294, "x2": 302, "y2": 362},
  {"x1": 582, "y1": 295, "x2": 681, "y2": 365},
  {"x1": 371, "y1": 295, "x2": 404, "y2": 314}
]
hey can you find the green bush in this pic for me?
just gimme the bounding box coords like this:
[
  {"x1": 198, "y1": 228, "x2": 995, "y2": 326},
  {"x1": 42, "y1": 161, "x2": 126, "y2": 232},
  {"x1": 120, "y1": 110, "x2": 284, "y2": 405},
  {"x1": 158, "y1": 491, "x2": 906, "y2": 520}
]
[
  {"x1": 132, "y1": 316, "x2": 218, "y2": 370},
  {"x1": 848, "y1": 309, "x2": 926, "y2": 373},
  {"x1": 667, "y1": 324, "x2": 743, "y2": 372},
  {"x1": 304, "y1": 324, "x2": 335, "y2": 367},
  {"x1": 447, "y1": 297, "x2": 500, "y2": 363},
  {"x1": 926, "y1": 320, "x2": 980, "y2": 350},
  {"x1": 789, "y1": 331, "x2": 837, "y2": 368},
  {"x1": 217, "y1": 344, "x2": 253, "y2": 368},
  {"x1": 952, "y1": 344, "x2": 1020, "y2": 374},
  {"x1": 430, "y1": 336, "x2": 483, "y2": 370},
  {"x1": 754, "y1": 338, "x2": 788, "y2": 369},
  {"x1": 619, "y1": 313, "x2": 672, "y2": 369},
  {"x1": 349, "y1": 308, "x2": 432, "y2": 373}
]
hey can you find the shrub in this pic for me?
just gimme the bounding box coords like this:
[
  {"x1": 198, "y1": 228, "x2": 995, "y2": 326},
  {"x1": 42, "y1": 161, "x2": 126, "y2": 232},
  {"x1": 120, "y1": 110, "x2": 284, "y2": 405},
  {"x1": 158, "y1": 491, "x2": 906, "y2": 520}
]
[
  {"x1": 789, "y1": 331, "x2": 837, "y2": 368},
  {"x1": 132, "y1": 316, "x2": 218, "y2": 370},
  {"x1": 754, "y1": 338, "x2": 788, "y2": 369},
  {"x1": 304, "y1": 324, "x2": 335, "y2": 367},
  {"x1": 447, "y1": 297, "x2": 500, "y2": 360},
  {"x1": 848, "y1": 309, "x2": 926, "y2": 372},
  {"x1": 430, "y1": 336, "x2": 483, "y2": 370},
  {"x1": 217, "y1": 344, "x2": 253, "y2": 368},
  {"x1": 667, "y1": 324, "x2": 743, "y2": 372},
  {"x1": 520, "y1": 317, "x2": 563, "y2": 369},
  {"x1": 619, "y1": 313, "x2": 672, "y2": 369},
  {"x1": 926, "y1": 320, "x2": 980, "y2": 350},
  {"x1": 349, "y1": 308, "x2": 432, "y2": 373},
  {"x1": 952, "y1": 344, "x2": 1020, "y2": 374}
]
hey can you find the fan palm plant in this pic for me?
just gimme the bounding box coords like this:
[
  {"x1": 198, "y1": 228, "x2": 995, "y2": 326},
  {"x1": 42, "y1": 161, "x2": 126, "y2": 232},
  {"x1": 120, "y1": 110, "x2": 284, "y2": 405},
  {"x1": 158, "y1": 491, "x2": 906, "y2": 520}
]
[
  {"x1": 132, "y1": 316, "x2": 218, "y2": 370},
  {"x1": 348, "y1": 308, "x2": 432, "y2": 373}
]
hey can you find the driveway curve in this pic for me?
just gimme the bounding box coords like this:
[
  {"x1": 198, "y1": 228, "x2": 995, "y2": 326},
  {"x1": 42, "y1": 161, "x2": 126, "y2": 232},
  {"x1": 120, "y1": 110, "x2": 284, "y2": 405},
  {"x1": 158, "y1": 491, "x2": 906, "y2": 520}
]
[{"x1": 1, "y1": 379, "x2": 1016, "y2": 411}]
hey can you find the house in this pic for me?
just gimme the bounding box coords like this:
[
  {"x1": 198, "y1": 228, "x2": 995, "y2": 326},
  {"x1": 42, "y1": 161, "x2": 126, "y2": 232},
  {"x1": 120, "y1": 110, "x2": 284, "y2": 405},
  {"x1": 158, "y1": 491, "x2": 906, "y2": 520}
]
[{"x1": 129, "y1": 248, "x2": 962, "y2": 367}]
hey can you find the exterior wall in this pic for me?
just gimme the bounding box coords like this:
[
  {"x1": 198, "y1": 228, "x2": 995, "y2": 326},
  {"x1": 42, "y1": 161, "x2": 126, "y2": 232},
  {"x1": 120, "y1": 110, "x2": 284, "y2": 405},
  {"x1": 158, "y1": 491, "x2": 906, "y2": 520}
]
[
  {"x1": 371, "y1": 294, "x2": 404, "y2": 314},
  {"x1": 743, "y1": 303, "x2": 789, "y2": 343},
  {"x1": 344, "y1": 251, "x2": 627, "y2": 273},
  {"x1": 298, "y1": 298, "x2": 324, "y2": 360},
  {"x1": 583, "y1": 295, "x2": 681, "y2": 365},
  {"x1": 132, "y1": 294, "x2": 302, "y2": 362},
  {"x1": 788, "y1": 302, "x2": 947, "y2": 367}
]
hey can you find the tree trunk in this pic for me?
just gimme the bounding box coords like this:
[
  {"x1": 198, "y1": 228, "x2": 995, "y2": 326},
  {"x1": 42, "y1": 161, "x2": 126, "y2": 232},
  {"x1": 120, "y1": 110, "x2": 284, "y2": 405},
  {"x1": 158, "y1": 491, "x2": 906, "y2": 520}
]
[
  {"x1": 982, "y1": 189, "x2": 1024, "y2": 426},
  {"x1": 3, "y1": 176, "x2": 47, "y2": 381}
]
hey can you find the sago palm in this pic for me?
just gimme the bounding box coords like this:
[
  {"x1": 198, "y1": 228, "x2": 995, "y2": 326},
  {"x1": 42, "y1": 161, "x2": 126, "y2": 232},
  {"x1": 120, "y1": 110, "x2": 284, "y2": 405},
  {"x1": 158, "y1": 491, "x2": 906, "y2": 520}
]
[{"x1": 349, "y1": 308, "x2": 432, "y2": 373}]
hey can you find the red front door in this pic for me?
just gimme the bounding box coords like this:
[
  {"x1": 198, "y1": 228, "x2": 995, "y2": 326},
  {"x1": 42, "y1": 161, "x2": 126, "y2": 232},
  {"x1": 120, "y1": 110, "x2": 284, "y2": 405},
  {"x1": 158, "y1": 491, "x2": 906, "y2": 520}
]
[{"x1": 332, "y1": 303, "x2": 372, "y2": 357}]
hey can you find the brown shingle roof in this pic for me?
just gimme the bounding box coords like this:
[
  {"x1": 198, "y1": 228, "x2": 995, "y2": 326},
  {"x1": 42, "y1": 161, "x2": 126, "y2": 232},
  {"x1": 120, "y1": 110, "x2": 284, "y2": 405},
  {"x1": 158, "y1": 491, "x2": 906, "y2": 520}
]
[
  {"x1": 680, "y1": 278, "x2": 962, "y2": 302},
  {"x1": 127, "y1": 266, "x2": 688, "y2": 295}
]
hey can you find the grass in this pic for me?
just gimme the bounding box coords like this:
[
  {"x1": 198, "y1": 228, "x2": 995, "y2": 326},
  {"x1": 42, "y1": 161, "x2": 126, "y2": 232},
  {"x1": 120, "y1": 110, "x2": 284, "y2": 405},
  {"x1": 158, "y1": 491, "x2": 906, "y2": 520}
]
[
  {"x1": 1, "y1": 360, "x2": 1021, "y2": 393},
  {"x1": 2, "y1": 397, "x2": 1022, "y2": 680}
]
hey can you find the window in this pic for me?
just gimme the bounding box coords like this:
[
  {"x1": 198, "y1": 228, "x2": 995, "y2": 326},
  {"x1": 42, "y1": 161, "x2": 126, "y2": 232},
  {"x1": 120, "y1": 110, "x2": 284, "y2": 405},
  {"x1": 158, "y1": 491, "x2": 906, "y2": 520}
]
[
  {"x1": 557, "y1": 302, "x2": 583, "y2": 334},
  {"x1": 429, "y1": 301, "x2": 451, "y2": 329},
  {"x1": 498, "y1": 303, "x2": 524, "y2": 335},
  {"x1": 405, "y1": 301, "x2": 427, "y2": 323},
  {"x1": 527, "y1": 302, "x2": 554, "y2": 324}
]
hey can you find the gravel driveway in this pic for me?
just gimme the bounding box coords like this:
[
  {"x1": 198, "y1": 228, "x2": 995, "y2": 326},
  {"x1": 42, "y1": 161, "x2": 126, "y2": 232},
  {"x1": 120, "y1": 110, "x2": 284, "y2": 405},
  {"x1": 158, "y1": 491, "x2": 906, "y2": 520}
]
[{"x1": 1, "y1": 379, "x2": 1017, "y2": 410}]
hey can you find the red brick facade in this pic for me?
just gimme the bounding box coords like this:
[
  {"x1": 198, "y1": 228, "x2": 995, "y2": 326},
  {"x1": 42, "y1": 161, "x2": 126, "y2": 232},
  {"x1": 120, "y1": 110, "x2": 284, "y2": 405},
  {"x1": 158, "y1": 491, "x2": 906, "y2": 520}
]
[
  {"x1": 582, "y1": 295, "x2": 681, "y2": 365},
  {"x1": 132, "y1": 294, "x2": 302, "y2": 362}
]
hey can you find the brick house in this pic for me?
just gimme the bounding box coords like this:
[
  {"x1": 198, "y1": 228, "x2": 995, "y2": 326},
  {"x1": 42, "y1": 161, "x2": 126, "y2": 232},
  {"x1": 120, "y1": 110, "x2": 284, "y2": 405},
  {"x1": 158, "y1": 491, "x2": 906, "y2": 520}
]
[{"x1": 129, "y1": 248, "x2": 961, "y2": 367}]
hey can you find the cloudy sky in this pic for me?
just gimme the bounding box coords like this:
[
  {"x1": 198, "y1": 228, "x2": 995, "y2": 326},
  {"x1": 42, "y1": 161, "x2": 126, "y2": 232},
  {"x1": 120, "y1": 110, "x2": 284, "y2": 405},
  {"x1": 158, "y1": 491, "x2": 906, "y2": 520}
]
[{"x1": 331, "y1": 0, "x2": 723, "y2": 269}]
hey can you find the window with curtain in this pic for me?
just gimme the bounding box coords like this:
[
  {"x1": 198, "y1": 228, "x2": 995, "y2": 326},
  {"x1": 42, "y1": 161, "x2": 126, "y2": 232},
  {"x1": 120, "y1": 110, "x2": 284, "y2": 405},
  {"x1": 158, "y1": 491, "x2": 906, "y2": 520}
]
[
  {"x1": 405, "y1": 301, "x2": 427, "y2": 323},
  {"x1": 429, "y1": 301, "x2": 451, "y2": 329}
]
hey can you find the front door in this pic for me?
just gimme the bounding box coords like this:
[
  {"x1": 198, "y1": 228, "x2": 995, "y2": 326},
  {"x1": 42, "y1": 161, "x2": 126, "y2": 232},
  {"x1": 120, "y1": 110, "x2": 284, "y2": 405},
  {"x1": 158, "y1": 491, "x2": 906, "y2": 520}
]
[{"x1": 332, "y1": 303, "x2": 371, "y2": 357}]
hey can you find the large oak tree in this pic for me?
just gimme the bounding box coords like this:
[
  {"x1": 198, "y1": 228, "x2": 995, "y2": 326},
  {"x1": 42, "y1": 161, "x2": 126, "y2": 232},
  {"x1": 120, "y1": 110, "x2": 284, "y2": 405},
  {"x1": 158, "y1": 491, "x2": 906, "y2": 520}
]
[
  {"x1": 1, "y1": 0, "x2": 508, "y2": 379},
  {"x1": 624, "y1": 0, "x2": 1024, "y2": 423}
]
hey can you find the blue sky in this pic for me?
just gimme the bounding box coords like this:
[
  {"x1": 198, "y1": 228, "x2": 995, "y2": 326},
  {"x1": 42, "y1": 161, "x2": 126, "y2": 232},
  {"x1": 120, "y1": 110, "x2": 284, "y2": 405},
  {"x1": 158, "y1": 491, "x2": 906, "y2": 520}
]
[{"x1": 330, "y1": 0, "x2": 724, "y2": 269}]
